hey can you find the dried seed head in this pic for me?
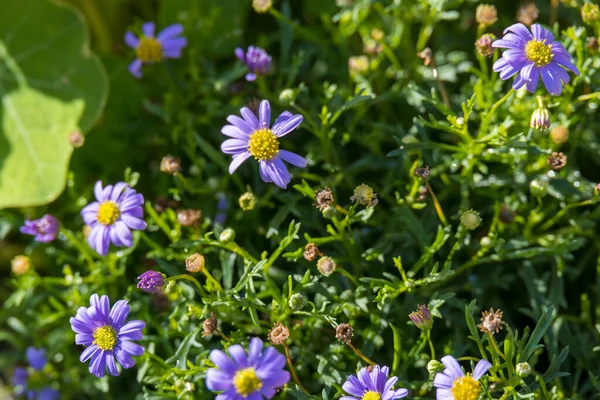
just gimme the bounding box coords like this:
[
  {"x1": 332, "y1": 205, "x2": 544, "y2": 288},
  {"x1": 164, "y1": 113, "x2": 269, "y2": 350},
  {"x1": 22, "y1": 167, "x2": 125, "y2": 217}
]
[
  {"x1": 289, "y1": 293, "x2": 306, "y2": 310},
  {"x1": 252, "y1": 0, "x2": 272, "y2": 13},
  {"x1": 268, "y1": 322, "x2": 290, "y2": 345},
  {"x1": 202, "y1": 313, "x2": 218, "y2": 337},
  {"x1": 475, "y1": 4, "x2": 498, "y2": 28},
  {"x1": 414, "y1": 165, "x2": 431, "y2": 178},
  {"x1": 314, "y1": 187, "x2": 335, "y2": 211},
  {"x1": 317, "y1": 256, "x2": 337, "y2": 276},
  {"x1": 239, "y1": 191, "x2": 257, "y2": 211},
  {"x1": 417, "y1": 47, "x2": 433, "y2": 66},
  {"x1": 160, "y1": 155, "x2": 181, "y2": 175},
  {"x1": 409, "y1": 304, "x2": 434, "y2": 330},
  {"x1": 517, "y1": 3, "x2": 539, "y2": 26},
  {"x1": 186, "y1": 253, "x2": 206, "y2": 273},
  {"x1": 460, "y1": 209, "x2": 482, "y2": 230},
  {"x1": 547, "y1": 152, "x2": 567, "y2": 171},
  {"x1": 475, "y1": 34, "x2": 496, "y2": 57},
  {"x1": 177, "y1": 209, "x2": 202, "y2": 227},
  {"x1": 335, "y1": 323, "x2": 354, "y2": 343},
  {"x1": 550, "y1": 126, "x2": 569, "y2": 145},
  {"x1": 348, "y1": 55, "x2": 370, "y2": 74},
  {"x1": 68, "y1": 131, "x2": 85, "y2": 148},
  {"x1": 303, "y1": 243, "x2": 322, "y2": 262},
  {"x1": 478, "y1": 308, "x2": 504, "y2": 334},
  {"x1": 582, "y1": 3, "x2": 600, "y2": 24},
  {"x1": 350, "y1": 184, "x2": 378, "y2": 207},
  {"x1": 11, "y1": 255, "x2": 31, "y2": 275}
]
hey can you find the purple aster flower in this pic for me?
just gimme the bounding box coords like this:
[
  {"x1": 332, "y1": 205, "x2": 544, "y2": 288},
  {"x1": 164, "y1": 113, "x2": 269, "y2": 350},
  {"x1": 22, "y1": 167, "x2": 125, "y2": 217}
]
[
  {"x1": 124, "y1": 22, "x2": 187, "y2": 78},
  {"x1": 221, "y1": 100, "x2": 307, "y2": 189},
  {"x1": 492, "y1": 23, "x2": 579, "y2": 96},
  {"x1": 206, "y1": 337, "x2": 290, "y2": 399},
  {"x1": 80, "y1": 181, "x2": 147, "y2": 256},
  {"x1": 341, "y1": 365, "x2": 408, "y2": 400},
  {"x1": 433, "y1": 355, "x2": 491, "y2": 400},
  {"x1": 137, "y1": 270, "x2": 166, "y2": 293},
  {"x1": 11, "y1": 348, "x2": 59, "y2": 400},
  {"x1": 235, "y1": 46, "x2": 272, "y2": 81},
  {"x1": 70, "y1": 294, "x2": 145, "y2": 378},
  {"x1": 20, "y1": 214, "x2": 59, "y2": 243}
]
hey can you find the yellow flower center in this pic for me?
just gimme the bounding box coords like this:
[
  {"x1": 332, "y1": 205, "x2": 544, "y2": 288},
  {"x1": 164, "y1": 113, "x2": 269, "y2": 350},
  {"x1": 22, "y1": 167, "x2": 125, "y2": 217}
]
[
  {"x1": 248, "y1": 128, "x2": 280, "y2": 161},
  {"x1": 136, "y1": 37, "x2": 163, "y2": 63},
  {"x1": 525, "y1": 39, "x2": 554, "y2": 67},
  {"x1": 97, "y1": 201, "x2": 121, "y2": 225},
  {"x1": 363, "y1": 391, "x2": 382, "y2": 400},
  {"x1": 451, "y1": 375, "x2": 481, "y2": 400},
  {"x1": 93, "y1": 325, "x2": 117, "y2": 351},
  {"x1": 233, "y1": 368, "x2": 263, "y2": 397}
]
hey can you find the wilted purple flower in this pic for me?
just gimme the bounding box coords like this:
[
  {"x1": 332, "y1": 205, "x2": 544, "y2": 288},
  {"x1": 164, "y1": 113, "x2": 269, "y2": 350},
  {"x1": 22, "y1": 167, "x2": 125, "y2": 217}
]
[
  {"x1": 433, "y1": 355, "x2": 491, "y2": 400},
  {"x1": 342, "y1": 365, "x2": 408, "y2": 400},
  {"x1": 70, "y1": 294, "x2": 145, "y2": 378},
  {"x1": 137, "y1": 270, "x2": 165, "y2": 293},
  {"x1": 206, "y1": 337, "x2": 290, "y2": 399},
  {"x1": 20, "y1": 214, "x2": 59, "y2": 243},
  {"x1": 81, "y1": 181, "x2": 147, "y2": 256},
  {"x1": 124, "y1": 22, "x2": 187, "y2": 78},
  {"x1": 492, "y1": 23, "x2": 579, "y2": 95},
  {"x1": 11, "y1": 347, "x2": 59, "y2": 400},
  {"x1": 235, "y1": 46, "x2": 272, "y2": 81},
  {"x1": 221, "y1": 100, "x2": 306, "y2": 189}
]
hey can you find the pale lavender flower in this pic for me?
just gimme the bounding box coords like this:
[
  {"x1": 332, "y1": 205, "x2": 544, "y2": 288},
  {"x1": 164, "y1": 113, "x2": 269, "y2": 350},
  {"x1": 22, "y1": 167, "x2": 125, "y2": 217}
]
[
  {"x1": 342, "y1": 365, "x2": 408, "y2": 400},
  {"x1": 235, "y1": 46, "x2": 272, "y2": 81},
  {"x1": 492, "y1": 23, "x2": 579, "y2": 95},
  {"x1": 70, "y1": 294, "x2": 145, "y2": 378},
  {"x1": 20, "y1": 214, "x2": 59, "y2": 243},
  {"x1": 80, "y1": 181, "x2": 147, "y2": 256},
  {"x1": 11, "y1": 347, "x2": 59, "y2": 400},
  {"x1": 124, "y1": 22, "x2": 187, "y2": 78},
  {"x1": 221, "y1": 100, "x2": 306, "y2": 189},
  {"x1": 433, "y1": 355, "x2": 491, "y2": 400}
]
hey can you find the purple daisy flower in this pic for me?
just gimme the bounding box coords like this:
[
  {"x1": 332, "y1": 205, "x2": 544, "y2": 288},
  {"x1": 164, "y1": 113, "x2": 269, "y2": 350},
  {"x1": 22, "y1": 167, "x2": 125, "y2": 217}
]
[
  {"x1": 137, "y1": 270, "x2": 166, "y2": 294},
  {"x1": 235, "y1": 46, "x2": 272, "y2": 81},
  {"x1": 433, "y1": 355, "x2": 491, "y2": 400},
  {"x1": 70, "y1": 294, "x2": 145, "y2": 378},
  {"x1": 492, "y1": 23, "x2": 579, "y2": 96},
  {"x1": 20, "y1": 214, "x2": 59, "y2": 243},
  {"x1": 124, "y1": 22, "x2": 187, "y2": 78},
  {"x1": 206, "y1": 337, "x2": 290, "y2": 399},
  {"x1": 341, "y1": 365, "x2": 408, "y2": 400},
  {"x1": 80, "y1": 181, "x2": 147, "y2": 256},
  {"x1": 221, "y1": 100, "x2": 307, "y2": 189},
  {"x1": 11, "y1": 348, "x2": 59, "y2": 400}
]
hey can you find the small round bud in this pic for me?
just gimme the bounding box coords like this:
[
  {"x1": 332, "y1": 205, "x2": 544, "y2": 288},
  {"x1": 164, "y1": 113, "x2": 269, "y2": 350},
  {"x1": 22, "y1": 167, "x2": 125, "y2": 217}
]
[
  {"x1": 547, "y1": 152, "x2": 567, "y2": 171},
  {"x1": 303, "y1": 243, "x2": 322, "y2": 262},
  {"x1": 239, "y1": 191, "x2": 256, "y2": 211},
  {"x1": 550, "y1": 126, "x2": 569, "y2": 145},
  {"x1": 314, "y1": 187, "x2": 334, "y2": 211},
  {"x1": 177, "y1": 209, "x2": 202, "y2": 227},
  {"x1": 289, "y1": 293, "x2": 306, "y2": 310},
  {"x1": 202, "y1": 312, "x2": 218, "y2": 337},
  {"x1": 475, "y1": 4, "x2": 498, "y2": 28},
  {"x1": 322, "y1": 206, "x2": 336, "y2": 219},
  {"x1": 475, "y1": 34, "x2": 496, "y2": 57},
  {"x1": 267, "y1": 322, "x2": 290, "y2": 345},
  {"x1": 480, "y1": 236, "x2": 492, "y2": 247},
  {"x1": 460, "y1": 209, "x2": 482, "y2": 230},
  {"x1": 219, "y1": 228, "x2": 236, "y2": 243},
  {"x1": 350, "y1": 184, "x2": 378, "y2": 207},
  {"x1": 427, "y1": 360, "x2": 444, "y2": 375},
  {"x1": 516, "y1": 362, "x2": 532, "y2": 377},
  {"x1": 279, "y1": 89, "x2": 296, "y2": 104},
  {"x1": 348, "y1": 55, "x2": 369, "y2": 74},
  {"x1": 185, "y1": 253, "x2": 205, "y2": 273},
  {"x1": 371, "y1": 28, "x2": 384, "y2": 41},
  {"x1": 530, "y1": 107, "x2": 550, "y2": 130},
  {"x1": 317, "y1": 256, "x2": 337, "y2": 276},
  {"x1": 68, "y1": 131, "x2": 85, "y2": 148},
  {"x1": 160, "y1": 155, "x2": 181, "y2": 175},
  {"x1": 582, "y1": 3, "x2": 599, "y2": 24},
  {"x1": 335, "y1": 323, "x2": 354, "y2": 343},
  {"x1": 252, "y1": 0, "x2": 272, "y2": 13},
  {"x1": 517, "y1": 3, "x2": 539, "y2": 25},
  {"x1": 11, "y1": 255, "x2": 31, "y2": 275},
  {"x1": 530, "y1": 176, "x2": 548, "y2": 197}
]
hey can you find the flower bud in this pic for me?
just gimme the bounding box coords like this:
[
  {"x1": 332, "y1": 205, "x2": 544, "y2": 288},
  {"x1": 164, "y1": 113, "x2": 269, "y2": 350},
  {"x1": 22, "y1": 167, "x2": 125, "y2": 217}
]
[
  {"x1": 409, "y1": 304, "x2": 434, "y2": 330},
  {"x1": 185, "y1": 253, "x2": 205, "y2": 273},
  {"x1": 414, "y1": 165, "x2": 431, "y2": 179},
  {"x1": 517, "y1": 3, "x2": 539, "y2": 25},
  {"x1": 530, "y1": 107, "x2": 550, "y2": 130},
  {"x1": 322, "y1": 206, "x2": 336, "y2": 219},
  {"x1": 427, "y1": 360, "x2": 444, "y2": 375},
  {"x1": 11, "y1": 255, "x2": 31, "y2": 275},
  {"x1": 317, "y1": 256, "x2": 337, "y2": 276},
  {"x1": 550, "y1": 126, "x2": 569, "y2": 144},
  {"x1": 460, "y1": 209, "x2": 482, "y2": 230},
  {"x1": 348, "y1": 55, "x2": 369, "y2": 74},
  {"x1": 68, "y1": 131, "x2": 85, "y2": 148},
  {"x1": 137, "y1": 270, "x2": 166, "y2": 294},
  {"x1": 219, "y1": 228, "x2": 235, "y2": 243},
  {"x1": 588, "y1": 37, "x2": 599, "y2": 52},
  {"x1": 252, "y1": 0, "x2": 272, "y2": 13},
  {"x1": 289, "y1": 293, "x2": 306, "y2": 310},
  {"x1": 582, "y1": 3, "x2": 599, "y2": 24},
  {"x1": 279, "y1": 88, "x2": 296, "y2": 104},
  {"x1": 475, "y1": 34, "x2": 496, "y2": 57},
  {"x1": 160, "y1": 155, "x2": 182, "y2": 175},
  {"x1": 475, "y1": 4, "x2": 498, "y2": 28},
  {"x1": 239, "y1": 191, "x2": 256, "y2": 211},
  {"x1": 516, "y1": 362, "x2": 532, "y2": 377}
]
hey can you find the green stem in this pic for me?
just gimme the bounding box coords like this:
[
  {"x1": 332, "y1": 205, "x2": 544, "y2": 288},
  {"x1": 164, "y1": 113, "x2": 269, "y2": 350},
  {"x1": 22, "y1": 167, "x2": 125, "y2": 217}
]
[
  {"x1": 61, "y1": 228, "x2": 95, "y2": 269},
  {"x1": 284, "y1": 344, "x2": 309, "y2": 394},
  {"x1": 426, "y1": 330, "x2": 436, "y2": 360},
  {"x1": 347, "y1": 342, "x2": 377, "y2": 366},
  {"x1": 167, "y1": 274, "x2": 207, "y2": 296},
  {"x1": 487, "y1": 332, "x2": 505, "y2": 359},
  {"x1": 144, "y1": 202, "x2": 175, "y2": 242},
  {"x1": 479, "y1": 88, "x2": 515, "y2": 137},
  {"x1": 425, "y1": 179, "x2": 448, "y2": 226},
  {"x1": 336, "y1": 267, "x2": 359, "y2": 287},
  {"x1": 202, "y1": 268, "x2": 224, "y2": 292}
]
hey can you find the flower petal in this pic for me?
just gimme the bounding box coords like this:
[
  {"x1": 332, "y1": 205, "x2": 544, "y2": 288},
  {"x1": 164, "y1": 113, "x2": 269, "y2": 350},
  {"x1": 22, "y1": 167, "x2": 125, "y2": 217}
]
[
  {"x1": 221, "y1": 139, "x2": 249, "y2": 155},
  {"x1": 227, "y1": 344, "x2": 248, "y2": 368},
  {"x1": 142, "y1": 22, "x2": 155, "y2": 38},
  {"x1": 272, "y1": 114, "x2": 303, "y2": 137},
  {"x1": 157, "y1": 24, "x2": 184, "y2": 41},
  {"x1": 258, "y1": 100, "x2": 271, "y2": 128},
  {"x1": 124, "y1": 31, "x2": 139, "y2": 49},
  {"x1": 109, "y1": 300, "x2": 130, "y2": 327},
  {"x1": 504, "y1": 23, "x2": 533, "y2": 41},
  {"x1": 128, "y1": 59, "x2": 143, "y2": 79},
  {"x1": 209, "y1": 349, "x2": 237, "y2": 373},
  {"x1": 473, "y1": 359, "x2": 492, "y2": 380},
  {"x1": 229, "y1": 152, "x2": 252, "y2": 174},
  {"x1": 222, "y1": 124, "x2": 250, "y2": 139},
  {"x1": 440, "y1": 355, "x2": 464, "y2": 379},
  {"x1": 240, "y1": 107, "x2": 260, "y2": 130},
  {"x1": 279, "y1": 150, "x2": 307, "y2": 168},
  {"x1": 227, "y1": 115, "x2": 255, "y2": 134},
  {"x1": 206, "y1": 368, "x2": 234, "y2": 391}
]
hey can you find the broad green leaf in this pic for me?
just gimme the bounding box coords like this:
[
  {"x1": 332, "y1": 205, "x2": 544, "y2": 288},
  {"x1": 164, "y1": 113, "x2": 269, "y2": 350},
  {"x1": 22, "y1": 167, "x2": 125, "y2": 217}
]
[{"x1": 0, "y1": 0, "x2": 107, "y2": 208}]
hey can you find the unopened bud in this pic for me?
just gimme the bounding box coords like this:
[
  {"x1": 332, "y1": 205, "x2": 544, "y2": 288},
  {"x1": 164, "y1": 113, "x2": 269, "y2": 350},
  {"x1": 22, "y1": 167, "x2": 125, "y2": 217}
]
[
  {"x1": 348, "y1": 55, "x2": 369, "y2": 74},
  {"x1": 517, "y1": 3, "x2": 539, "y2": 25},
  {"x1": 219, "y1": 228, "x2": 235, "y2": 243},
  {"x1": 350, "y1": 184, "x2": 378, "y2": 207},
  {"x1": 530, "y1": 107, "x2": 550, "y2": 130},
  {"x1": 427, "y1": 360, "x2": 444, "y2": 375},
  {"x1": 185, "y1": 253, "x2": 205, "y2": 273},
  {"x1": 582, "y1": 3, "x2": 599, "y2": 24},
  {"x1": 516, "y1": 362, "x2": 532, "y2": 377},
  {"x1": 317, "y1": 256, "x2": 337, "y2": 276},
  {"x1": 475, "y1": 34, "x2": 496, "y2": 57},
  {"x1": 279, "y1": 89, "x2": 296, "y2": 104},
  {"x1": 252, "y1": 0, "x2": 272, "y2": 13},
  {"x1": 460, "y1": 209, "x2": 482, "y2": 230},
  {"x1": 239, "y1": 191, "x2": 256, "y2": 211},
  {"x1": 475, "y1": 4, "x2": 498, "y2": 28},
  {"x1": 409, "y1": 304, "x2": 433, "y2": 330},
  {"x1": 202, "y1": 312, "x2": 218, "y2": 337},
  {"x1": 11, "y1": 255, "x2": 31, "y2": 275},
  {"x1": 289, "y1": 293, "x2": 306, "y2": 310}
]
